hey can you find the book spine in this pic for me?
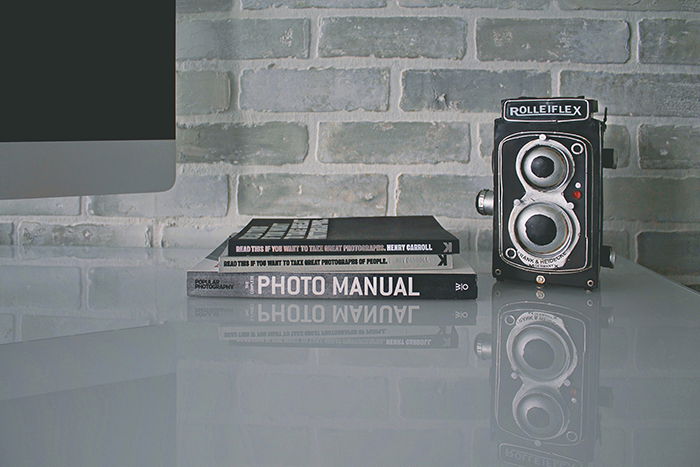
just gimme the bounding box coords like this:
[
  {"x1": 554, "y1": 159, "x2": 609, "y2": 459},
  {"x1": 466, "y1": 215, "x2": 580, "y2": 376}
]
[
  {"x1": 187, "y1": 271, "x2": 477, "y2": 300},
  {"x1": 218, "y1": 254, "x2": 452, "y2": 272},
  {"x1": 227, "y1": 239, "x2": 459, "y2": 257}
]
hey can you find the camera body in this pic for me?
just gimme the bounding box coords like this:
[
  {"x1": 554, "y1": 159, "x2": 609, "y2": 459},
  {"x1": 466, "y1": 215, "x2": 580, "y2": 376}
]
[{"x1": 477, "y1": 97, "x2": 615, "y2": 289}]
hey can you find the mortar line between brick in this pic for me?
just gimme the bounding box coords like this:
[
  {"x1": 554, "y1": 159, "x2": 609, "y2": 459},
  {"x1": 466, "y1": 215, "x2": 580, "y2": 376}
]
[
  {"x1": 387, "y1": 174, "x2": 398, "y2": 216},
  {"x1": 309, "y1": 15, "x2": 321, "y2": 59},
  {"x1": 467, "y1": 15, "x2": 477, "y2": 62},
  {"x1": 199, "y1": 7, "x2": 700, "y2": 20},
  {"x1": 631, "y1": 16, "x2": 640, "y2": 64}
]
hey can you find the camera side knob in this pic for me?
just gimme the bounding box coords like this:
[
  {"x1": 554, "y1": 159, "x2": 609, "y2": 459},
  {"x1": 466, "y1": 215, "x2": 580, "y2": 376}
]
[
  {"x1": 474, "y1": 333, "x2": 493, "y2": 360},
  {"x1": 476, "y1": 189, "x2": 494, "y2": 216},
  {"x1": 601, "y1": 245, "x2": 615, "y2": 268},
  {"x1": 602, "y1": 148, "x2": 616, "y2": 169}
]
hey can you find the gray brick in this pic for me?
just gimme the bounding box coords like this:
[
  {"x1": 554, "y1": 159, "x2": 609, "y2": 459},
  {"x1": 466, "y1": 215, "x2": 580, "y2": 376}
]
[
  {"x1": 160, "y1": 225, "x2": 240, "y2": 248},
  {"x1": 561, "y1": 72, "x2": 700, "y2": 117},
  {"x1": 639, "y1": 124, "x2": 700, "y2": 170},
  {"x1": 318, "y1": 122, "x2": 470, "y2": 164},
  {"x1": 601, "y1": 327, "x2": 630, "y2": 369},
  {"x1": 178, "y1": 364, "x2": 239, "y2": 422},
  {"x1": 400, "y1": 377, "x2": 490, "y2": 419},
  {"x1": 401, "y1": 70, "x2": 550, "y2": 112},
  {"x1": 397, "y1": 175, "x2": 491, "y2": 218},
  {"x1": 604, "y1": 177, "x2": 700, "y2": 222},
  {"x1": 179, "y1": 423, "x2": 312, "y2": 467},
  {"x1": 400, "y1": 0, "x2": 548, "y2": 8},
  {"x1": 318, "y1": 428, "x2": 467, "y2": 467},
  {"x1": 88, "y1": 267, "x2": 157, "y2": 312},
  {"x1": 19, "y1": 222, "x2": 152, "y2": 247},
  {"x1": 0, "y1": 223, "x2": 13, "y2": 245},
  {"x1": 635, "y1": 428, "x2": 700, "y2": 467},
  {"x1": 176, "y1": 19, "x2": 309, "y2": 60},
  {"x1": 0, "y1": 266, "x2": 81, "y2": 309},
  {"x1": 243, "y1": 0, "x2": 386, "y2": 7},
  {"x1": 238, "y1": 373, "x2": 390, "y2": 419},
  {"x1": 0, "y1": 314, "x2": 14, "y2": 344},
  {"x1": 477, "y1": 19, "x2": 629, "y2": 63},
  {"x1": 636, "y1": 327, "x2": 700, "y2": 370},
  {"x1": 477, "y1": 229, "x2": 492, "y2": 252},
  {"x1": 177, "y1": 0, "x2": 230, "y2": 13},
  {"x1": 241, "y1": 68, "x2": 389, "y2": 112},
  {"x1": 319, "y1": 17, "x2": 466, "y2": 59},
  {"x1": 604, "y1": 230, "x2": 630, "y2": 259},
  {"x1": 239, "y1": 174, "x2": 388, "y2": 216},
  {"x1": 21, "y1": 315, "x2": 150, "y2": 342},
  {"x1": 609, "y1": 377, "x2": 700, "y2": 420},
  {"x1": 605, "y1": 124, "x2": 631, "y2": 169},
  {"x1": 177, "y1": 123, "x2": 308, "y2": 165},
  {"x1": 179, "y1": 333, "x2": 310, "y2": 364},
  {"x1": 176, "y1": 71, "x2": 231, "y2": 116},
  {"x1": 596, "y1": 427, "x2": 628, "y2": 467},
  {"x1": 560, "y1": 0, "x2": 700, "y2": 11},
  {"x1": 0, "y1": 197, "x2": 80, "y2": 216},
  {"x1": 638, "y1": 231, "x2": 700, "y2": 276},
  {"x1": 479, "y1": 123, "x2": 495, "y2": 159},
  {"x1": 87, "y1": 175, "x2": 228, "y2": 218},
  {"x1": 640, "y1": 20, "x2": 700, "y2": 65}
]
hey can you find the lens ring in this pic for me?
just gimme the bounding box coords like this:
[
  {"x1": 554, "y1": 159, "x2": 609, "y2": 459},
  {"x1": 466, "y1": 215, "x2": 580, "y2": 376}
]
[
  {"x1": 518, "y1": 140, "x2": 573, "y2": 191},
  {"x1": 514, "y1": 388, "x2": 568, "y2": 440},
  {"x1": 508, "y1": 323, "x2": 574, "y2": 382},
  {"x1": 513, "y1": 203, "x2": 573, "y2": 257}
]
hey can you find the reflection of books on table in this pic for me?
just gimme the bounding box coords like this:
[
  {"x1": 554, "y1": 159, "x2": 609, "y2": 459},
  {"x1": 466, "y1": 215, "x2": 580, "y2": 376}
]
[
  {"x1": 187, "y1": 298, "x2": 477, "y2": 349},
  {"x1": 217, "y1": 325, "x2": 459, "y2": 349},
  {"x1": 187, "y1": 298, "x2": 477, "y2": 326}
]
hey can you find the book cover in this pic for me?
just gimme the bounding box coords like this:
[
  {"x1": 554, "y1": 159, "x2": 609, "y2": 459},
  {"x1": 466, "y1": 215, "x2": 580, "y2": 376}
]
[
  {"x1": 227, "y1": 216, "x2": 459, "y2": 257},
  {"x1": 187, "y1": 241, "x2": 477, "y2": 300},
  {"x1": 218, "y1": 253, "x2": 452, "y2": 273}
]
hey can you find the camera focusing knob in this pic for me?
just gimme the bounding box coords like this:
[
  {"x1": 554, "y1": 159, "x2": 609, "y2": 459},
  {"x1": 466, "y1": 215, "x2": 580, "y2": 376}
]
[{"x1": 476, "y1": 189, "x2": 494, "y2": 216}]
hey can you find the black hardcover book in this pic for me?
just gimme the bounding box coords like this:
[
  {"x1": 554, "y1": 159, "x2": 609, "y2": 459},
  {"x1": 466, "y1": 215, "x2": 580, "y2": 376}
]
[
  {"x1": 227, "y1": 216, "x2": 459, "y2": 257},
  {"x1": 188, "y1": 241, "x2": 477, "y2": 300}
]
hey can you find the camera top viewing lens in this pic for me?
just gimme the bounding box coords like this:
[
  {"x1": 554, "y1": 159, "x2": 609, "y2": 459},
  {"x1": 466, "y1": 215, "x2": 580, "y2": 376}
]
[
  {"x1": 530, "y1": 156, "x2": 555, "y2": 178},
  {"x1": 520, "y1": 144, "x2": 572, "y2": 191}
]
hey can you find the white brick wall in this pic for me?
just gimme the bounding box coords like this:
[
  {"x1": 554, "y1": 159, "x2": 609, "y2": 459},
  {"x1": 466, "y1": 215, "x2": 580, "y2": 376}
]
[{"x1": 0, "y1": 0, "x2": 698, "y2": 287}]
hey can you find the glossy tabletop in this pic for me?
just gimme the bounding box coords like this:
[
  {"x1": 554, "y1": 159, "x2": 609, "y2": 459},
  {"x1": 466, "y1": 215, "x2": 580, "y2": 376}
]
[{"x1": 0, "y1": 245, "x2": 699, "y2": 467}]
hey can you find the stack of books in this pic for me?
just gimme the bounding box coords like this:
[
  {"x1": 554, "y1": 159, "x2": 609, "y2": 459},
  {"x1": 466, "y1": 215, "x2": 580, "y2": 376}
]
[{"x1": 187, "y1": 216, "x2": 477, "y2": 299}]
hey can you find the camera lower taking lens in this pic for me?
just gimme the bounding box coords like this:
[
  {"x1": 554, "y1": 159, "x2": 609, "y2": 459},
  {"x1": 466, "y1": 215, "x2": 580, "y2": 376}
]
[
  {"x1": 514, "y1": 203, "x2": 574, "y2": 257},
  {"x1": 514, "y1": 388, "x2": 568, "y2": 440}
]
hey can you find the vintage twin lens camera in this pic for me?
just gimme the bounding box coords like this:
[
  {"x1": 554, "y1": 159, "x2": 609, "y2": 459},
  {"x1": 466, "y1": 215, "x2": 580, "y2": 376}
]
[{"x1": 477, "y1": 97, "x2": 616, "y2": 288}]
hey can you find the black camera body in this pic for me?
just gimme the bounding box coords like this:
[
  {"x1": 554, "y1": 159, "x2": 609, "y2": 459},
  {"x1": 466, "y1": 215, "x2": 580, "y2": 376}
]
[
  {"x1": 477, "y1": 97, "x2": 616, "y2": 289},
  {"x1": 475, "y1": 283, "x2": 610, "y2": 466}
]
